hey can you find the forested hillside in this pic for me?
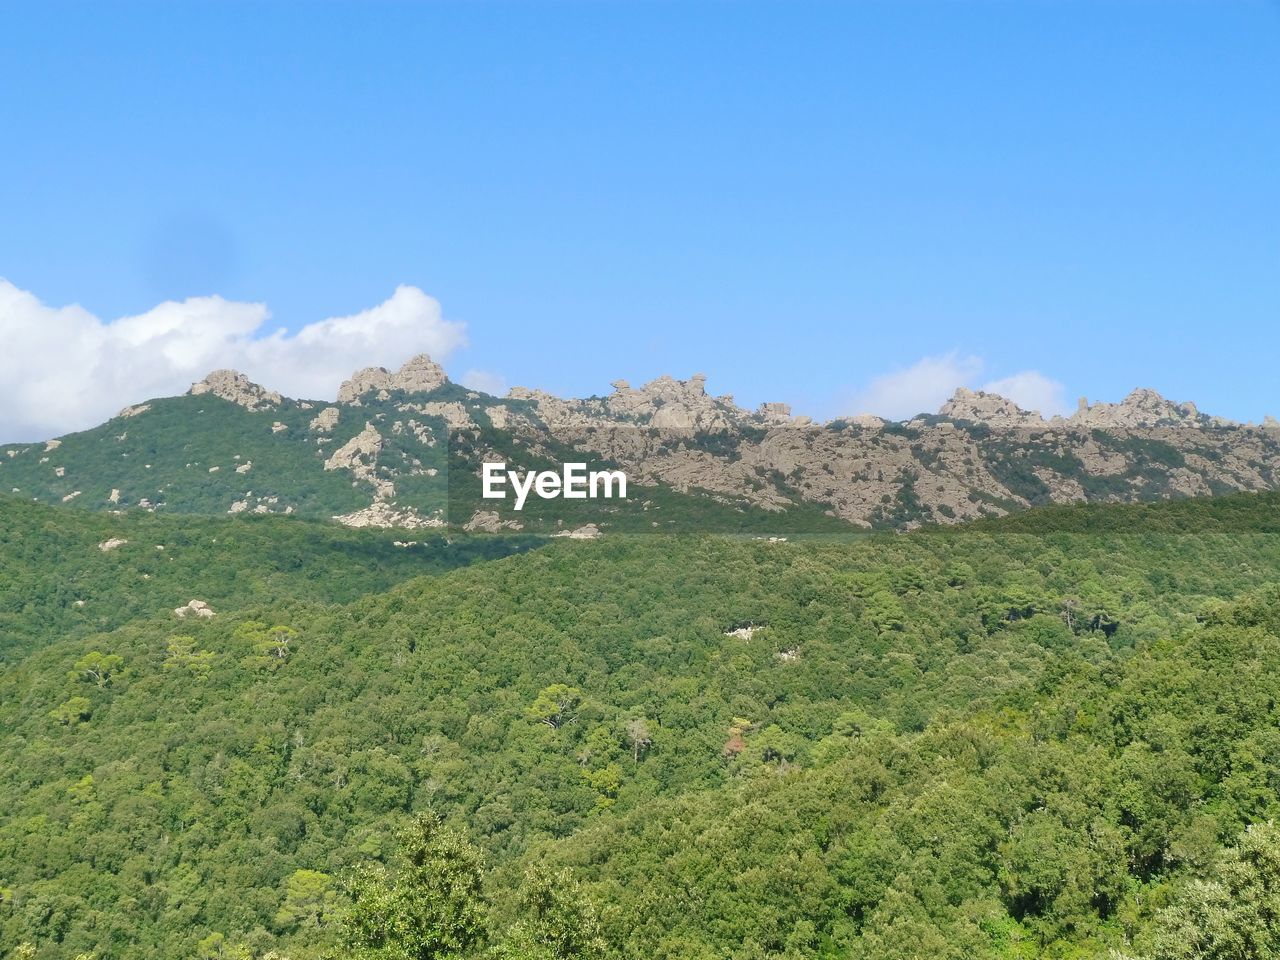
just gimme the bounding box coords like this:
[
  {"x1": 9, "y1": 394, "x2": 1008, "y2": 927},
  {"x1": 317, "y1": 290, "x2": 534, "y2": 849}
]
[
  {"x1": 4, "y1": 493, "x2": 1280, "y2": 958},
  {"x1": 0, "y1": 496, "x2": 534, "y2": 662}
]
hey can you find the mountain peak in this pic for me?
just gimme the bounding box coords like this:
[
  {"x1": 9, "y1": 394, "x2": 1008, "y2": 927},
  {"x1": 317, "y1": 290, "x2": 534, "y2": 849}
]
[
  {"x1": 938, "y1": 387, "x2": 1044, "y2": 427},
  {"x1": 1070, "y1": 388, "x2": 1232, "y2": 429},
  {"x1": 189, "y1": 369, "x2": 283, "y2": 411},
  {"x1": 336, "y1": 353, "x2": 449, "y2": 405}
]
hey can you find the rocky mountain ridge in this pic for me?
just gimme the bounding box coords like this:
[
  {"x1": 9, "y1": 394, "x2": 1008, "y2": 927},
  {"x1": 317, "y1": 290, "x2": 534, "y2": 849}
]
[{"x1": 4, "y1": 354, "x2": 1279, "y2": 532}]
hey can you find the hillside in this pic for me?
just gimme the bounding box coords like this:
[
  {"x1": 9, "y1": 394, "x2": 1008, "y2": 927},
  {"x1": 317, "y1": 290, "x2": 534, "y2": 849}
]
[
  {"x1": 0, "y1": 495, "x2": 534, "y2": 662},
  {"x1": 3, "y1": 357, "x2": 1279, "y2": 534},
  {"x1": 3, "y1": 493, "x2": 1280, "y2": 957}
]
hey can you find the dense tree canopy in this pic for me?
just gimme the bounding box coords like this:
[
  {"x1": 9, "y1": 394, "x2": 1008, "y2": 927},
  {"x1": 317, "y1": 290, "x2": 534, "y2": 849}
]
[{"x1": 4, "y1": 493, "x2": 1280, "y2": 957}]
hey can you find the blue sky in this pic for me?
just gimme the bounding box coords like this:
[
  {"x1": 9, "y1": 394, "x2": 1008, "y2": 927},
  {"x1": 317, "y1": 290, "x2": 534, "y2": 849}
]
[{"x1": 1, "y1": 0, "x2": 1278, "y2": 439}]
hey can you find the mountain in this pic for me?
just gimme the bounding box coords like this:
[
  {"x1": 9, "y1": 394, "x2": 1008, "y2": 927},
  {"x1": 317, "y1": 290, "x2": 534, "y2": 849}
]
[{"x1": 3, "y1": 355, "x2": 1278, "y2": 532}]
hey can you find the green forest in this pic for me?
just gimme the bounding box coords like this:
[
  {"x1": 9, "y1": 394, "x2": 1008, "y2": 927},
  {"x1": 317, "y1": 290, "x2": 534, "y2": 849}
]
[{"x1": 4, "y1": 491, "x2": 1280, "y2": 958}]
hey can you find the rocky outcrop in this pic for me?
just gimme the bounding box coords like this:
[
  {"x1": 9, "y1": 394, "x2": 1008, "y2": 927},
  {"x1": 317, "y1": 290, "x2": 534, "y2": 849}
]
[
  {"x1": 174, "y1": 599, "x2": 215, "y2": 619},
  {"x1": 117, "y1": 403, "x2": 152, "y2": 419},
  {"x1": 309, "y1": 407, "x2": 340, "y2": 433},
  {"x1": 1067, "y1": 389, "x2": 1228, "y2": 430},
  {"x1": 397, "y1": 401, "x2": 474, "y2": 430},
  {"x1": 940, "y1": 388, "x2": 1045, "y2": 427},
  {"x1": 16, "y1": 349, "x2": 1280, "y2": 534},
  {"x1": 98, "y1": 538, "x2": 128, "y2": 552},
  {"x1": 190, "y1": 370, "x2": 283, "y2": 411},
  {"x1": 324, "y1": 423, "x2": 392, "y2": 498},
  {"x1": 337, "y1": 354, "x2": 449, "y2": 404},
  {"x1": 332, "y1": 502, "x2": 445, "y2": 529},
  {"x1": 462, "y1": 510, "x2": 524, "y2": 533},
  {"x1": 552, "y1": 523, "x2": 601, "y2": 539},
  {"x1": 510, "y1": 373, "x2": 749, "y2": 434}
]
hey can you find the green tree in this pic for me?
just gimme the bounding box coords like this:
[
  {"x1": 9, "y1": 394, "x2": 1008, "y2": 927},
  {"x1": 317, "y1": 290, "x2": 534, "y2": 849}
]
[
  {"x1": 49, "y1": 695, "x2": 93, "y2": 725},
  {"x1": 526, "y1": 685, "x2": 581, "y2": 730},
  {"x1": 624, "y1": 717, "x2": 652, "y2": 763},
  {"x1": 275, "y1": 868, "x2": 336, "y2": 930},
  {"x1": 1144, "y1": 822, "x2": 1280, "y2": 959},
  {"x1": 70, "y1": 651, "x2": 123, "y2": 687},
  {"x1": 165, "y1": 634, "x2": 216, "y2": 678},
  {"x1": 339, "y1": 814, "x2": 487, "y2": 959},
  {"x1": 496, "y1": 865, "x2": 607, "y2": 960}
]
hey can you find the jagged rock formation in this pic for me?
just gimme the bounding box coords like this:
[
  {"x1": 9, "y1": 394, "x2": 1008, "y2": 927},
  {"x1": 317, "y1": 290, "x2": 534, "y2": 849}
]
[
  {"x1": 189, "y1": 370, "x2": 282, "y2": 411},
  {"x1": 324, "y1": 422, "x2": 393, "y2": 498},
  {"x1": 1067, "y1": 389, "x2": 1233, "y2": 430},
  {"x1": 509, "y1": 372, "x2": 784, "y2": 433},
  {"x1": 7, "y1": 352, "x2": 1280, "y2": 532},
  {"x1": 309, "y1": 407, "x2": 340, "y2": 433},
  {"x1": 332, "y1": 502, "x2": 444, "y2": 529},
  {"x1": 337, "y1": 354, "x2": 449, "y2": 404},
  {"x1": 940, "y1": 388, "x2": 1044, "y2": 428}
]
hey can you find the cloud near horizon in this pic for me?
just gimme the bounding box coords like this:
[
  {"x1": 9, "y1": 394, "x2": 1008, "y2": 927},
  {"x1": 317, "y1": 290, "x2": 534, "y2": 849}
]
[
  {"x1": 847, "y1": 351, "x2": 1071, "y2": 421},
  {"x1": 0, "y1": 280, "x2": 467, "y2": 442}
]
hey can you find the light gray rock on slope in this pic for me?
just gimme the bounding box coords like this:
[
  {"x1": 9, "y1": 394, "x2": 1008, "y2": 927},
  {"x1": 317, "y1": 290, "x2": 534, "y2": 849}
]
[
  {"x1": 337, "y1": 354, "x2": 450, "y2": 404},
  {"x1": 189, "y1": 370, "x2": 283, "y2": 411}
]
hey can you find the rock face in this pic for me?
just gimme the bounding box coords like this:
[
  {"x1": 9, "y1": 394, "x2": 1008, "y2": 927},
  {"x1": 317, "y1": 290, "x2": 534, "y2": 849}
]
[
  {"x1": 190, "y1": 370, "x2": 283, "y2": 411},
  {"x1": 337, "y1": 354, "x2": 449, "y2": 404},
  {"x1": 940, "y1": 388, "x2": 1044, "y2": 428},
  {"x1": 11, "y1": 352, "x2": 1280, "y2": 533},
  {"x1": 309, "y1": 407, "x2": 340, "y2": 433},
  {"x1": 324, "y1": 423, "x2": 392, "y2": 498},
  {"x1": 98, "y1": 538, "x2": 128, "y2": 552},
  {"x1": 510, "y1": 372, "x2": 751, "y2": 434},
  {"x1": 332, "y1": 502, "x2": 445, "y2": 530},
  {"x1": 1068, "y1": 389, "x2": 1226, "y2": 430}
]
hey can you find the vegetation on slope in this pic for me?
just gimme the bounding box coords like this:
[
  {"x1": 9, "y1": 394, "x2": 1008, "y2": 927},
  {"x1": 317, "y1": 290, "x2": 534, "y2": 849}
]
[
  {"x1": 2, "y1": 494, "x2": 1280, "y2": 957},
  {"x1": 0, "y1": 495, "x2": 534, "y2": 661}
]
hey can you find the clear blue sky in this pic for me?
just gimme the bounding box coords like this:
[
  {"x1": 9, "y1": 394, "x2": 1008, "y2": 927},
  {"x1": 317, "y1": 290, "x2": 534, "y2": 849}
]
[{"x1": 2, "y1": 0, "x2": 1278, "y2": 423}]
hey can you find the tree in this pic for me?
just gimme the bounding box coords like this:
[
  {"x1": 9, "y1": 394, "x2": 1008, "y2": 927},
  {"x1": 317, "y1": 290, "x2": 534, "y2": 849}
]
[
  {"x1": 165, "y1": 635, "x2": 216, "y2": 678},
  {"x1": 526, "y1": 685, "x2": 581, "y2": 730},
  {"x1": 236, "y1": 621, "x2": 299, "y2": 670},
  {"x1": 258, "y1": 625, "x2": 298, "y2": 663},
  {"x1": 49, "y1": 696, "x2": 93, "y2": 725},
  {"x1": 195, "y1": 933, "x2": 251, "y2": 959},
  {"x1": 1144, "y1": 821, "x2": 1280, "y2": 959},
  {"x1": 275, "y1": 868, "x2": 336, "y2": 930},
  {"x1": 496, "y1": 865, "x2": 607, "y2": 960},
  {"x1": 70, "y1": 651, "x2": 123, "y2": 687},
  {"x1": 625, "y1": 717, "x2": 652, "y2": 763},
  {"x1": 339, "y1": 814, "x2": 487, "y2": 959}
]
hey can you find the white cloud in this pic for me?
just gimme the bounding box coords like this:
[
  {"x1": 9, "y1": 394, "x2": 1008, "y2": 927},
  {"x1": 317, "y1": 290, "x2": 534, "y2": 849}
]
[
  {"x1": 0, "y1": 280, "x2": 466, "y2": 442},
  {"x1": 845, "y1": 351, "x2": 1070, "y2": 421},
  {"x1": 980, "y1": 370, "x2": 1071, "y2": 417},
  {"x1": 459, "y1": 369, "x2": 509, "y2": 397},
  {"x1": 848, "y1": 352, "x2": 983, "y2": 421}
]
